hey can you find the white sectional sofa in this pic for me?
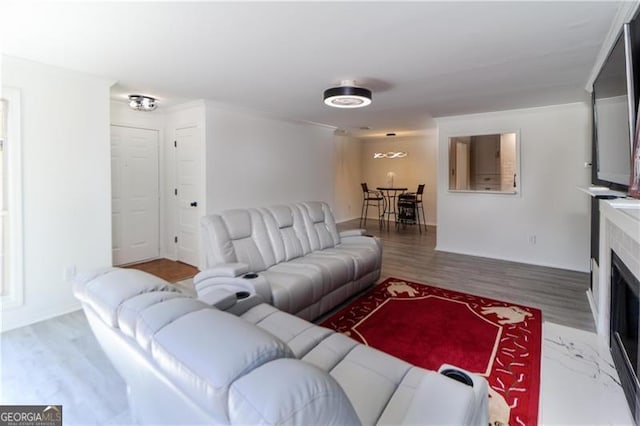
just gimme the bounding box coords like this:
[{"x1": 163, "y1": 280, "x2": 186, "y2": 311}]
[
  {"x1": 74, "y1": 268, "x2": 489, "y2": 425},
  {"x1": 195, "y1": 201, "x2": 382, "y2": 320}
]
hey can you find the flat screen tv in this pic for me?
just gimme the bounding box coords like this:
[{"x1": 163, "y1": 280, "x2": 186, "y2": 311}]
[{"x1": 592, "y1": 23, "x2": 636, "y2": 189}]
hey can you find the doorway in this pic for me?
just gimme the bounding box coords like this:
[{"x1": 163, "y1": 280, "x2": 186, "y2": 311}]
[
  {"x1": 174, "y1": 125, "x2": 201, "y2": 267},
  {"x1": 111, "y1": 125, "x2": 160, "y2": 265}
]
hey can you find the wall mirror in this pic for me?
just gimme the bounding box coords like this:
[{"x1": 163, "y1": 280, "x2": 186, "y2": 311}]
[{"x1": 448, "y1": 132, "x2": 519, "y2": 194}]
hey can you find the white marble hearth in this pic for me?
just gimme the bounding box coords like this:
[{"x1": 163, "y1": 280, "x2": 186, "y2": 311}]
[{"x1": 541, "y1": 322, "x2": 632, "y2": 425}]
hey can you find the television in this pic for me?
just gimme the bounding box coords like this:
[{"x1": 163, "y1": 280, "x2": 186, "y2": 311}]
[{"x1": 592, "y1": 23, "x2": 636, "y2": 190}]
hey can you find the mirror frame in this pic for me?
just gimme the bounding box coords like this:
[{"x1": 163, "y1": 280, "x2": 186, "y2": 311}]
[{"x1": 447, "y1": 130, "x2": 521, "y2": 195}]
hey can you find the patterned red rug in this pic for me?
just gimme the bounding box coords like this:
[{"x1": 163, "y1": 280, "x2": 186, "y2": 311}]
[{"x1": 321, "y1": 277, "x2": 542, "y2": 426}]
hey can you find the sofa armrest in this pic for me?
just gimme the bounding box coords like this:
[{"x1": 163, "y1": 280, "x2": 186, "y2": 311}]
[
  {"x1": 340, "y1": 234, "x2": 382, "y2": 253},
  {"x1": 340, "y1": 235, "x2": 378, "y2": 244},
  {"x1": 339, "y1": 229, "x2": 367, "y2": 238},
  {"x1": 398, "y1": 366, "x2": 488, "y2": 426},
  {"x1": 437, "y1": 364, "x2": 488, "y2": 425},
  {"x1": 195, "y1": 272, "x2": 273, "y2": 305},
  {"x1": 193, "y1": 263, "x2": 250, "y2": 284},
  {"x1": 197, "y1": 288, "x2": 238, "y2": 310}
]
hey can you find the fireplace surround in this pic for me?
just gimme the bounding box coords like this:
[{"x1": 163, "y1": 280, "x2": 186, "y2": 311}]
[
  {"x1": 610, "y1": 250, "x2": 640, "y2": 421},
  {"x1": 589, "y1": 199, "x2": 640, "y2": 422}
]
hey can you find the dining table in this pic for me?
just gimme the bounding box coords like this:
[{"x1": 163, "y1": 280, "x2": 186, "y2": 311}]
[{"x1": 376, "y1": 187, "x2": 408, "y2": 229}]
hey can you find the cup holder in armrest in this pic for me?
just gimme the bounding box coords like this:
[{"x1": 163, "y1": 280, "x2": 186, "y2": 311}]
[
  {"x1": 440, "y1": 368, "x2": 474, "y2": 387},
  {"x1": 235, "y1": 291, "x2": 251, "y2": 300},
  {"x1": 243, "y1": 273, "x2": 259, "y2": 279}
]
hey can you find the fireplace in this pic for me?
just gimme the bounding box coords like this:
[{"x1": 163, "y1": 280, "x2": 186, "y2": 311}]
[{"x1": 610, "y1": 250, "x2": 640, "y2": 422}]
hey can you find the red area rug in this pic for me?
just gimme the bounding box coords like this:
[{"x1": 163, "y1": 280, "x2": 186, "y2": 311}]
[{"x1": 321, "y1": 277, "x2": 542, "y2": 426}]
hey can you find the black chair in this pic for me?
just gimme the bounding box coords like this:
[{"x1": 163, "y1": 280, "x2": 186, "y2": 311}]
[
  {"x1": 396, "y1": 184, "x2": 426, "y2": 233},
  {"x1": 360, "y1": 183, "x2": 385, "y2": 228}
]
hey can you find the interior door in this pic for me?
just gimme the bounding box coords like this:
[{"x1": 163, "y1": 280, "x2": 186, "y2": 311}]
[
  {"x1": 175, "y1": 125, "x2": 201, "y2": 267},
  {"x1": 111, "y1": 125, "x2": 159, "y2": 265}
]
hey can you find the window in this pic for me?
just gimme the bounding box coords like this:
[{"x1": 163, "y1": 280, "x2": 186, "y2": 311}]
[{"x1": 1, "y1": 87, "x2": 23, "y2": 309}]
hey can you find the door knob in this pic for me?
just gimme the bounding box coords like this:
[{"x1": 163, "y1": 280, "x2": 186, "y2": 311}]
[{"x1": 190, "y1": 201, "x2": 198, "y2": 207}]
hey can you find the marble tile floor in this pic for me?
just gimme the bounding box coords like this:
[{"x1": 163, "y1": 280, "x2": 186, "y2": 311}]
[
  {"x1": 1, "y1": 307, "x2": 634, "y2": 425},
  {"x1": 541, "y1": 322, "x2": 633, "y2": 425}
]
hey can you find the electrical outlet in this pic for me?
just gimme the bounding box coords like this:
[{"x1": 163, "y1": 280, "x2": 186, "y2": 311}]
[
  {"x1": 64, "y1": 265, "x2": 77, "y2": 282},
  {"x1": 528, "y1": 235, "x2": 537, "y2": 245}
]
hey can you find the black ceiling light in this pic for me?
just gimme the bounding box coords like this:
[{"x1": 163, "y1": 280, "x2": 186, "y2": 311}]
[{"x1": 323, "y1": 80, "x2": 372, "y2": 109}]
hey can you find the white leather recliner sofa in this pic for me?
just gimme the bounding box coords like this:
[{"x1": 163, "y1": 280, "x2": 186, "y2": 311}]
[
  {"x1": 195, "y1": 201, "x2": 382, "y2": 320},
  {"x1": 74, "y1": 268, "x2": 488, "y2": 425}
]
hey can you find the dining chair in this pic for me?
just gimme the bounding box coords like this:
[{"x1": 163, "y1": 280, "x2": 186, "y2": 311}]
[
  {"x1": 414, "y1": 184, "x2": 426, "y2": 232},
  {"x1": 396, "y1": 184, "x2": 426, "y2": 233},
  {"x1": 360, "y1": 183, "x2": 385, "y2": 228}
]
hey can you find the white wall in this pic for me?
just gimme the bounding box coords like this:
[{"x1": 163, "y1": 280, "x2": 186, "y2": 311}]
[
  {"x1": 2, "y1": 56, "x2": 112, "y2": 331},
  {"x1": 204, "y1": 102, "x2": 335, "y2": 213},
  {"x1": 436, "y1": 103, "x2": 592, "y2": 272},
  {"x1": 360, "y1": 131, "x2": 438, "y2": 225},
  {"x1": 333, "y1": 132, "x2": 362, "y2": 222}
]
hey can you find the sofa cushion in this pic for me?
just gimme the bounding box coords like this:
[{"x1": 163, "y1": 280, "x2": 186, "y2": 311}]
[
  {"x1": 117, "y1": 291, "x2": 185, "y2": 339},
  {"x1": 202, "y1": 209, "x2": 279, "y2": 272},
  {"x1": 228, "y1": 359, "x2": 361, "y2": 425},
  {"x1": 149, "y1": 308, "x2": 294, "y2": 421},
  {"x1": 261, "y1": 267, "x2": 320, "y2": 314},
  {"x1": 302, "y1": 333, "x2": 360, "y2": 373},
  {"x1": 322, "y1": 244, "x2": 381, "y2": 279},
  {"x1": 329, "y1": 345, "x2": 412, "y2": 425},
  {"x1": 261, "y1": 205, "x2": 307, "y2": 262},
  {"x1": 240, "y1": 303, "x2": 334, "y2": 358},
  {"x1": 297, "y1": 202, "x2": 341, "y2": 250},
  {"x1": 74, "y1": 268, "x2": 179, "y2": 327},
  {"x1": 292, "y1": 253, "x2": 353, "y2": 289},
  {"x1": 135, "y1": 297, "x2": 211, "y2": 351}
]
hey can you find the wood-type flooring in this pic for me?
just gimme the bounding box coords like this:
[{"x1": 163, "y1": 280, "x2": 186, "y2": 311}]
[
  {"x1": 125, "y1": 258, "x2": 198, "y2": 283},
  {"x1": 337, "y1": 218, "x2": 594, "y2": 332}
]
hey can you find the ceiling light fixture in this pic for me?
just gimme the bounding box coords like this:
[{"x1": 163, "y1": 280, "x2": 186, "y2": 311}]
[
  {"x1": 323, "y1": 80, "x2": 372, "y2": 109},
  {"x1": 374, "y1": 152, "x2": 408, "y2": 159},
  {"x1": 128, "y1": 94, "x2": 157, "y2": 111}
]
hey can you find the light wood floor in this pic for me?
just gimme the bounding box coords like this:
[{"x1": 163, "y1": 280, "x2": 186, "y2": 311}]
[
  {"x1": 337, "y1": 218, "x2": 595, "y2": 332},
  {"x1": 0, "y1": 221, "x2": 594, "y2": 424}
]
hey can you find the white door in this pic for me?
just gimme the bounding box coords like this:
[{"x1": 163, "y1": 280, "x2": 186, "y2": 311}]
[
  {"x1": 175, "y1": 126, "x2": 201, "y2": 267},
  {"x1": 111, "y1": 125, "x2": 160, "y2": 265}
]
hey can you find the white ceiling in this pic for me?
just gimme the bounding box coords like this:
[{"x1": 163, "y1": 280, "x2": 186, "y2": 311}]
[{"x1": 0, "y1": 1, "x2": 623, "y2": 136}]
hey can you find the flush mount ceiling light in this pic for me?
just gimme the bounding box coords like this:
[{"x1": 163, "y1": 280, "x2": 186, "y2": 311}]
[
  {"x1": 128, "y1": 94, "x2": 157, "y2": 111},
  {"x1": 323, "y1": 80, "x2": 372, "y2": 108}
]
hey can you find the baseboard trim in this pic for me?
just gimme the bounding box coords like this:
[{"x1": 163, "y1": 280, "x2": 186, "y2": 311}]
[
  {"x1": 434, "y1": 245, "x2": 590, "y2": 273},
  {"x1": 1, "y1": 301, "x2": 82, "y2": 333}
]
